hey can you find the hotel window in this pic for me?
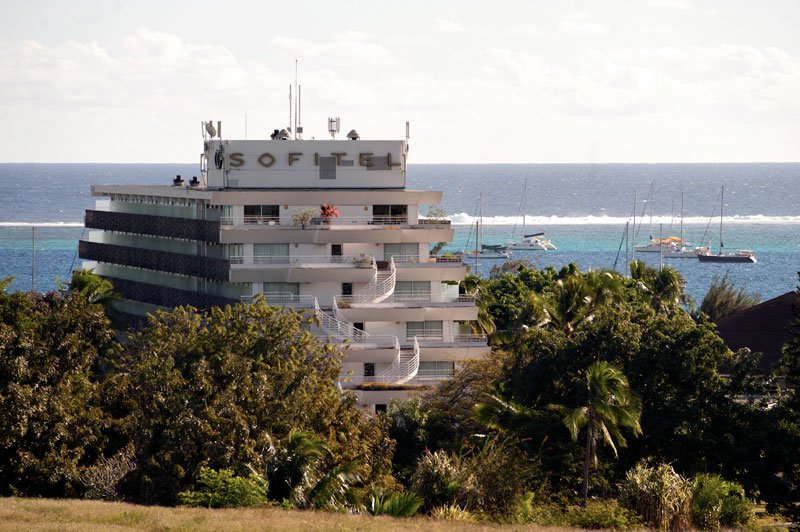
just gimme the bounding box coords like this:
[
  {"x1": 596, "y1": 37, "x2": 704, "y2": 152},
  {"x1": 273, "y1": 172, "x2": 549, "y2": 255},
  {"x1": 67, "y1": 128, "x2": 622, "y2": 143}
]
[
  {"x1": 253, "y1": 243, "x2": 289, "y2": 264},
  {"x1": 373, "y1": 205, "x2": 408, "y2": 224},
  {"x1": 262, "y1": 282, "x2": 299, "y2": 302},
  {"x1": 384, "y1": 243, "x2": 419, "y2": 262},
  {"x1": 244, "y1": 205, "x2": 280, "y2": 224},
  {"x1": 364, "y1": 362, "x2": 375, "y2": 377},
  {"x1": 406, "y1": 321, "x2": 443, "y2": 341},
  {"x1": 395, "y1": 281, "x2": 431, "y2": 301},
  {"x1": 418, "y1": 361, "x2": 455, "y2": 378},
  {"x1": 226, "y1": 244, "x2": 244, "y2": 261}
]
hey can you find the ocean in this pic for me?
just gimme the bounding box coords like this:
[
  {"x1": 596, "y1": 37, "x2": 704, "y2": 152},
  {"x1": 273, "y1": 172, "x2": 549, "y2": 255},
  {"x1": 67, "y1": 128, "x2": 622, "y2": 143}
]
[{"x1": 1, "y1": 162, "x2": 798, "y2": 305}]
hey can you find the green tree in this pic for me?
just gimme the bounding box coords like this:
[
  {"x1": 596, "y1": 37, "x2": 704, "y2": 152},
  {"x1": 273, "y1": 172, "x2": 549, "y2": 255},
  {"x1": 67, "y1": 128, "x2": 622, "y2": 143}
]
[
  {"x1": 563, "y1": 361, "x2": 642, "y2": 506},
  {"x1": 769, "y1": 273, "x2": 800, "y2": 520},
  {"x1": 101, "y1": 300, "x2": 394, "y2": 505},
  {"x1": 698, "y1": 272, "x2": 760, "y2": 321},
  {"x1": 0, "y1": 279, "x2": 113, "y2": 496},
  {"x1": 630, "y1": 261, "x2": 687, "y2": 313}
]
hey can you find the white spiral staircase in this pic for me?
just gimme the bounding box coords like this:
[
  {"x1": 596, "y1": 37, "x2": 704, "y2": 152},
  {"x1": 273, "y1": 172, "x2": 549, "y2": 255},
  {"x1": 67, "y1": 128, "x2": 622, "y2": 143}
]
[
  {"x1": 349, "y1": 257, "x2": 396, "y2": 303},
  {"x1": 374, "y1": 336, "x2": 420, "y2": 385}
]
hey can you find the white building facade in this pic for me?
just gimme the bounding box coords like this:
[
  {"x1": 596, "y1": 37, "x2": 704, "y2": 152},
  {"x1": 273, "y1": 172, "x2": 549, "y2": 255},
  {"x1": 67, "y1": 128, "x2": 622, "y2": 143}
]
[{"x1": 80, "y1": 125, "x2": 489, "y2": 410}]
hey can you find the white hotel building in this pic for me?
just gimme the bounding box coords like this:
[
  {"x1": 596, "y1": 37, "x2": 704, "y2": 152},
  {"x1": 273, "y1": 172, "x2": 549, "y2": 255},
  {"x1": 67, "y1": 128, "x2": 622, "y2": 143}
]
[{"x1": 79, "y1": 123, "x2": 489, "y2": 410}]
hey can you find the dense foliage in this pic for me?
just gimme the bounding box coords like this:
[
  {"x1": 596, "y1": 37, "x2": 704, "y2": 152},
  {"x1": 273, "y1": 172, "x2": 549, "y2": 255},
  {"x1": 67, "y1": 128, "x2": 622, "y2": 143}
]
[
  {"x1": 0, "y1": 275, "x2": 393, "y2": 507},
  {"x1": 1, "y1": 265, "x2": 798, "y2": 525}
]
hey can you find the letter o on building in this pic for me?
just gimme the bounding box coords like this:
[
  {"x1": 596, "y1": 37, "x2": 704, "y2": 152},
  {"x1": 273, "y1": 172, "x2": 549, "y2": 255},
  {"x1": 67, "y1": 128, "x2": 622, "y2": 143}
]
[{"x1": 258, "y1": 152, "x2": 276, "y2": 168}]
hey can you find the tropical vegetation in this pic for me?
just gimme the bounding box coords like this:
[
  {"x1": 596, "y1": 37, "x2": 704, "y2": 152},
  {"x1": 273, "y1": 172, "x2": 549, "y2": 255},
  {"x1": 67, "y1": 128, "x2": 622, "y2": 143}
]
[{"x1": 1, "y1": 265, "x2": 799, "y2": 527}]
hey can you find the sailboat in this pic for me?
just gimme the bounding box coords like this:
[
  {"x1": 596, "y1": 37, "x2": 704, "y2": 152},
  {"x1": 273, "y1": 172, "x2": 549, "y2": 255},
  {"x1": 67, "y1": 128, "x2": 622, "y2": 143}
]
[
  {"x1": 504, "y1": 179, "x2": 557, "y2": 251},
  {"x1": 698, "y1": 186, "x2": 757, "y2": 263},
  {"x1": 462, "y1": 193, "x2": 510, "y2": 263},
  {"x1": 663, "y1": 191, "x2": 710, "y2": 258}
]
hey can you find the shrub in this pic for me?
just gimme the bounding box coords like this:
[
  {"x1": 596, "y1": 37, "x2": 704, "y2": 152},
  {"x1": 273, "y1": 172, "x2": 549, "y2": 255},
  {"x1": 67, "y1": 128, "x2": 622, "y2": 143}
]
[
  {"x1": 430, "y1": 503, "x2": 476, "y2": 522},
  {"x1": 512, "y1": 493, "x2": 568, "y2": 526},
  {"x1": 692, "y1": 473, "x2": 753, "y2": 530},
  {"x1": 567, "y1": 501, "x2": 643, "y2": 530},
  {"x1": 463, "y1": 439, "x2": 533, "y2": 517},
  {"x1": 367, "y1": 490, "x2": 424, "y2": 517},
  {"x1": 619, "y1": 461, "x2": 692, "y2": 531},
  {"x1": 80, "y1": 446, "x2": 137, "y2": 501},
  {"x1": 410, "y1": 450, "x2": 469, "y2": 511},
  {"x1": 179, "y1": 467, "x2": 268, "y2": 508}
]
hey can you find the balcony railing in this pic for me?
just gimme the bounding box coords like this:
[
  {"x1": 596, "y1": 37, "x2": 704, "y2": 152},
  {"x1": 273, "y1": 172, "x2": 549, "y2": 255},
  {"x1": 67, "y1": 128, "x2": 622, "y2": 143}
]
[
  {"x1": 338, "y1": 292, "x2": 475, "y2": 305},
  {"x1": 389, "y1": 255, "x2": 464, "y2": 266},
  {"x1": 84, "y1": 209, "x2": 221, "y2": 243},
  {"x1": 78, "y1": 240, "x2": 230, "y2": 282},
  {"x1": 220, "y1": 215, "x2": 451, "y2": 228},
  {"x1": 240, "y1": 293, "x2": 315, "y2": 307},
  {"x1": 229, "y1": 254, "x2": 374, "y2": 267},
  {"x1": 453, "y1": 333, "x2": 488, "y2": 343}
]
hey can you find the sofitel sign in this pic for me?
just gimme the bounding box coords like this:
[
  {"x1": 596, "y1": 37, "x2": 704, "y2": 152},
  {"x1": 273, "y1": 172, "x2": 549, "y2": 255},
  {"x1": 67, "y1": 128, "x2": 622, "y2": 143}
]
[{"x1": 227, "y1": 151, "x2": 402, "y2": 168}]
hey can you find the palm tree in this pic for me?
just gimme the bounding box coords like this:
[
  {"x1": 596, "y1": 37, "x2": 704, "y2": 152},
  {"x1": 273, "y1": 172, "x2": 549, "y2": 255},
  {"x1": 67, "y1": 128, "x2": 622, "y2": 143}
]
[
  {"x1": 564, "y1": 361, "x2": 642, "y2": 506},
  {"x1": 461, "y1": 274, "x2": 497, "y2": 337},
  {"x1": 545, "y1": 270, "x2": 624, "y2": 335},
  {"x1": 630, "y1": 261, "x2": 686, "y2": 313},
  {"x1": 64, "y1": 268, "x2": 119, "y2": 305}
]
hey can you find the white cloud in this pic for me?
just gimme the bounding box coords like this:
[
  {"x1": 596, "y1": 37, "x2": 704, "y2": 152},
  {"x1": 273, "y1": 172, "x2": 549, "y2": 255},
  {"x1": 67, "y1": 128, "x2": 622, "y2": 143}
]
[
  {"x1": 270, "y1": 31, "x2": 392, "y2": 64},
  {"x1": 505, "y1": 24, "x2": 547, "y2": 36},
  {"x1": 647, "y1": 0, "x2": 695, "y2": 9},
  {"x1": 434, "y1": 19, "x2": 466, "y2": 33},
  {"x1": 558, "y1": 12, "x2": 609, "y2": 35}
]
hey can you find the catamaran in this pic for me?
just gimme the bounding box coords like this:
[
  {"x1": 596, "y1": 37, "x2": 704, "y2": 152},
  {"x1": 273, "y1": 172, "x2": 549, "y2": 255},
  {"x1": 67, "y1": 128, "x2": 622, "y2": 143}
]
[
  {"x1": 462, "y1": 193, "x2": 510, "y2": 263},
  {"x1": 504, "y1": 179, "x2": 557, "y2": 250}
]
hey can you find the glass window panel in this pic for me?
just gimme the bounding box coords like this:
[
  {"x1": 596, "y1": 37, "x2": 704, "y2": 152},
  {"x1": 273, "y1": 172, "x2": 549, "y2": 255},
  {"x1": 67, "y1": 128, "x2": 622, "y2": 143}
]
[{"x1": 262, "y1": 282, "x2": 299, "y2": 295}]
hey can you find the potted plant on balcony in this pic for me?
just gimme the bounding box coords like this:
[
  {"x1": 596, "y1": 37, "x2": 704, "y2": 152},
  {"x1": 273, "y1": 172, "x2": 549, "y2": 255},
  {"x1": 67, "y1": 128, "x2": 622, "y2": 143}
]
[
  {"x1": 293, "y1": 208, "x2": 315, "y2": 229},
  {"x1": 353, "y1": 253, "x2": 372, "y2": 268},
  {"x1": 320, "y1": 203, "x2": 339, "y2": 224}
]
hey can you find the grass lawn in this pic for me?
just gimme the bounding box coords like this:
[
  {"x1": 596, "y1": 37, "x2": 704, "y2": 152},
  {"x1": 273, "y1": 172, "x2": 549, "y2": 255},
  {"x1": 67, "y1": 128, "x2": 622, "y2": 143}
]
[{"x1": 0, "y1": 497, "x2": 584, "y2": 531}]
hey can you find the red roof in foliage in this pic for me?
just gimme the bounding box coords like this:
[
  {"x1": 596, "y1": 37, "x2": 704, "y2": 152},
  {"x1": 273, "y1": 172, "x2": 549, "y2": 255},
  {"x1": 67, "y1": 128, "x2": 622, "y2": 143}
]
[{"x1": 715, "y1": 291, "x2": 798, "y2": 372}]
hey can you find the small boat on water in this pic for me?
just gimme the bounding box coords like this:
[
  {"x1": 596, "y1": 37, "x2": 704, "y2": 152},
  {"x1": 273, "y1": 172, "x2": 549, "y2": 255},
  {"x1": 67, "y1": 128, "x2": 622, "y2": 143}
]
[
  {"x1": 697, "y1": 186, "x2": 757, "y2": 264},
  {"x1": 634, "y1": 191, "x2": 709, "y2": 258},
  {"x1": 462, "y1": 193, "x2": 511, "y2": 263},
  {"x1": 635, "y1": 236, "x2": 710, "y2": 258},
  {"x1": 504, "y1": 179, "x2": 557, "y2": 251},
  {"x1": 506, "y1": 232, "x2": 557, "y2": 251}
]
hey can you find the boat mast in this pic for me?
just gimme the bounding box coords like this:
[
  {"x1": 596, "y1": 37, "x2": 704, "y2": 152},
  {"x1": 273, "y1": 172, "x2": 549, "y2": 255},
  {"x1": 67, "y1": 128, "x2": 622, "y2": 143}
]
[
  {"x1": 719, "y1": 186, "x2": 724, "y2": 253},
  {"x1": 680, "y1": 191, "x2": 684, "y2": 246},
  {"x1": 31, "y1": 227, "x2": 36, "y2": 292},
  {"x1": 632, "y1": 190, "x2": 636, "y2": 263}
]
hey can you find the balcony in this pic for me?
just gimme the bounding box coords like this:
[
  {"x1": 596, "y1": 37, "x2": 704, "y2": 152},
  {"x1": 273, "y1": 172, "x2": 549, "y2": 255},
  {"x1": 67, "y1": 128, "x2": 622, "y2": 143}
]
[
  {"x1": 240, "y1": 293, "x2": 316, "y2": 308},
  {"x1": 337, "y1": 292, "x2": 476, "y2": 307},
  {"x1": 85, "y1": 209, "x2": 221, "y2": 243},
  {"x1": 230, "y1": 254, "x2": 374, "y2": 267},
  {"x1": 100, "y1": 276, "x2": 237, "y2": 310},
  {"x1": 334, "y1": 292, "x2": 478, "y2": 323},
  {"x1": 228, "y1": 254, "x2": 377, "y2": 283},
  {"x1": 221, "y1": 215, "x2": 445, "y2": 227},
  {"x1": 391, "y1": 255, "x2": 464, "y2": 266},
  {"x1": 78, "y1": 240, "x2": 230, "y2": 282}
]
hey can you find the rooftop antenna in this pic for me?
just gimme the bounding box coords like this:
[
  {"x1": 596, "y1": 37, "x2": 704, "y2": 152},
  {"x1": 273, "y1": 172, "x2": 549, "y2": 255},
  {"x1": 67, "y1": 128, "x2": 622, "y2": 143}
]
[
  {"x1": 244, "y1": 113, "x2": 247, "y2": 140},
  {"x1": 294, "y1": 59, "x2": 300, "y2": 139},
  {"x1": 288, "y1": 84, "x2": 292, "y2": 136},
  {"x1": 328, "y1": 117, "x2": 340, "y2": 139}
]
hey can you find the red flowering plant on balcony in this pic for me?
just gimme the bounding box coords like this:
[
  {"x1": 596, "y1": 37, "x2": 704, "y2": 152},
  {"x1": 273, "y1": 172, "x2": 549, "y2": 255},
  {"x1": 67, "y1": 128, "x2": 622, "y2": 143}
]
[{"x1": 320, "y1": 204, "x2": 340, "y2": 221}]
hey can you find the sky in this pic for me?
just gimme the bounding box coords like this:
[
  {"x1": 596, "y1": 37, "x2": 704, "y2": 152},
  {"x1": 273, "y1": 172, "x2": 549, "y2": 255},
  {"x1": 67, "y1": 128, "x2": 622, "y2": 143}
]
[{"x1": 0, "y1": 0, "x2": 798, "y2": 164}]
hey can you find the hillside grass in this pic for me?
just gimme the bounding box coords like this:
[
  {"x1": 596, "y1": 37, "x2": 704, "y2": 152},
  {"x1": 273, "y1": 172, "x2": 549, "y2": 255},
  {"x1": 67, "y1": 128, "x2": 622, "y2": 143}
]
[{"x1": 0, "y1": 497, "x2": 583, "y2": 531}]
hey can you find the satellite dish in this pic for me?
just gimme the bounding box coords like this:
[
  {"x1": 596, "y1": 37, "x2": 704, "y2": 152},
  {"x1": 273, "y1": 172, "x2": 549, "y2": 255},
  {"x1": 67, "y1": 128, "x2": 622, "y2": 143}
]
[{"x1": 205, "y1": 121, "x2": 217, "y2": 138}]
